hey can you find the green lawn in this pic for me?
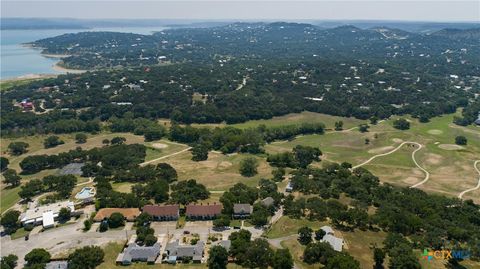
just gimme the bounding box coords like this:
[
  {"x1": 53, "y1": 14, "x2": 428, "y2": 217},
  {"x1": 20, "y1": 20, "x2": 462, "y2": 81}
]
[
  {"x1": 266, "y1": 216, "x2": 327, "y2": 239},
  {"x1": 1, "y1": 186, "x2": 21, "y2": 214},
  {"x1": 10, "y1": 227, "x2": 30, "y2": 240}
]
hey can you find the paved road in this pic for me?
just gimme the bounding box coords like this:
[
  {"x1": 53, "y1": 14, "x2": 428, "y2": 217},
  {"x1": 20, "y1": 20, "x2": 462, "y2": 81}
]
[{"x1": 458, "y1": 160, "x2": 480, "y2": 199}]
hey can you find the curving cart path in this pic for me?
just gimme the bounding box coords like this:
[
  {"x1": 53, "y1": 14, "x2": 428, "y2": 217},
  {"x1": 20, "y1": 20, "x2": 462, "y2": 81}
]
[
  {"x1": 352, "y1": 141, "x2": 430, "y2": 188},
  {"x1": 458, "y1": 160, "x2": 480, "y2": 199}
]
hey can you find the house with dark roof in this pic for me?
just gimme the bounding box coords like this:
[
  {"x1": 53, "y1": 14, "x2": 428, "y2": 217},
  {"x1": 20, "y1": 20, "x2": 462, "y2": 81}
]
[
  {"x1": 233, "y1": 204, "x2": 252, "y2": 218},
  {"x1": 142, "y1": 204, "x2": 179, "y2": 221},
  {"x1": 186, "y1": 204, "x2": 222, "y2": 220},
  {"x1": 116, "y1": 243, "x2": 161, "y2": 265},
  {"x1": 165, "y1": 240, "x2": 204, "y2": 263}
]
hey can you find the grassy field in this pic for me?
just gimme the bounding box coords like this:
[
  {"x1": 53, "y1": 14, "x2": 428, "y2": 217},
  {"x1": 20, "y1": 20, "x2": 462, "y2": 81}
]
[
  {"x1": 162, "y1": 151, "x2": 272, "y2": 191},
  {"x1": 266, "y1": 216, "x2": 327, "y2": 239},
  {"x1": 265, "y1": 112, "x2": 480, "y2": 203},
  {"x1": 0, "y1": 76, "x2": 56, "y2": 91}
]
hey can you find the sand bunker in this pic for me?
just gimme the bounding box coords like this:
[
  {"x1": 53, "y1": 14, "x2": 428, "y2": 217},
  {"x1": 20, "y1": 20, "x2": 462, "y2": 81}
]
[
  {"x1": 152, "y1": 143, "x2": 169, "y2": 149},
  {"x1": 438, "y1": 144, "x2": 464, "y2": 150},
  {"x1": 392, "y1": 138, "x2": 403, "y2": 143},
  {"x1": 218, "y1": 161, "x2": 233, "y2": 168},
  {"x1": 403, "y1": 177, "x2": 421, "y2": 184},
  {"x1": 368, "y1": 146, "x2": 395, "y2": 154},
  {"x1": 427, "y1": 129, "x2": 443, "y2": 135},
  {"x1": 424, "y1": 153, "x2": 443, "y2": 165}
]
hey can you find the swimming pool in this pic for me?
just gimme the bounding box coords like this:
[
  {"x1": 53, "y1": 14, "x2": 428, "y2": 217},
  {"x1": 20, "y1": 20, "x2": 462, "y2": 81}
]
[{"x1": 75, "y1": 187, "x2": 96, "y2": 200}]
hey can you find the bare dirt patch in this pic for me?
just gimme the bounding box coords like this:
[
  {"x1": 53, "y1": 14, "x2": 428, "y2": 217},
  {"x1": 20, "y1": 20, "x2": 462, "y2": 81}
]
[
  {"x1": 392, "y1": 138, "x2": 403, "y2": 143},
  {"x1": 151, "y1": 143, "x2": 168, "y2": 149},
  {"x1": 367, "y1": 146, "x2": 395, "y2": 154},
  {"x1": 218, "y1": 161, "x2": 233, "y2": 168},
  {"x1": 424, "y1": 153, "x2": 444, "y2": 165},
  {"x1": 427, "y1": 129, "x2": 443, "y2": 135},
  {"x1": 438, "y1": 144, "x2": 464, "y2": 150},
  {"x1": 403, "y1": 177, "x2": 421, "y2": 184}
]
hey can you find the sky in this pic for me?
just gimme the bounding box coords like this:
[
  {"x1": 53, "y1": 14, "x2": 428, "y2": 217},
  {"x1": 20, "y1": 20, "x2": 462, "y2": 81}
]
[{"x1": 1, "y1": 0, "x2": 479, "y2": 22}]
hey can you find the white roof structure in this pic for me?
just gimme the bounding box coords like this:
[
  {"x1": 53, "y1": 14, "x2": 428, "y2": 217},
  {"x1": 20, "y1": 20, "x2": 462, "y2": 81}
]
[
  {"x1": 322, "y1": 234, "x2": 344, "y2": 252},
  {"x1": 42, "y1": 211, "x2": 55, "y2": 228},
  {"x1": 21, "y1": 200, "x2": 74, "y2": 225},
  {"x1": 319, "y1": 226, "x2": 343, "y2": 251}
]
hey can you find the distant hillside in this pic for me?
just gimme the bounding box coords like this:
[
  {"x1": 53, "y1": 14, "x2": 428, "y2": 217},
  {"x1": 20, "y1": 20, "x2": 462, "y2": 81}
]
[{"x1": 431, "y1": 28, "x2": 480, "y2": 40}]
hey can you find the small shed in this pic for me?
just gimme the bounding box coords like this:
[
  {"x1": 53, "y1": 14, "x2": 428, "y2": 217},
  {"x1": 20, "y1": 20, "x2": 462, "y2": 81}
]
[{"x1": 42, "y1": 211, "x2": 55, "y2": 229}]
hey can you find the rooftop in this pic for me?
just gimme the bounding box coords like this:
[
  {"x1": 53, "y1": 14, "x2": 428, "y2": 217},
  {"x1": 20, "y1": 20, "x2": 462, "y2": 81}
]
[
  {"x1": 116, "y1": 243, "x2": 161, "y2": 264},
  {"x1": 233, "y1": 204, "x2": 253, "y2": 214},
  {"x1": 58, "y1": 163, "x2": 85, "y2": 176},
  {"x1": 186, "y1": 204, "x2": 222, "y2": 216},
  {"x1": 142, "y1": 204, "x2": 179, "y2": 217},
  {"x1": 21, "y1": 200, "x2": 74, "y2": 224}
]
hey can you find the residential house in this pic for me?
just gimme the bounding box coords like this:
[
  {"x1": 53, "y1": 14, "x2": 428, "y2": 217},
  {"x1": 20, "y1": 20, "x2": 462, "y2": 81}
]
[
  {"x1": 116, "y1": 243, "x2": 161, "y2": 265},
  {"x1": 319, "y1": 226, "x2": 343, "y2": 251},
  {"x1": 142, "y1": 204, "x2": 180, "y2": 221},
  {"x1": 93, "y1": 208, "x2": 141, "y2": 222},
  {"x1": 165, "y1": 240, "x2": 205, "y2": 263},
  {"x1": 185, "y1": 204, "x2": 222, "y2": 220},
  {"x1": 232, "y1": 204, "x2": 252, "y2": 218}
]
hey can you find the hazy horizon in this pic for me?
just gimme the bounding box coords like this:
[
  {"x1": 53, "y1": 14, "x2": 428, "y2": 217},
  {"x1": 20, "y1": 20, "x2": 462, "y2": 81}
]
[{"x1": 1, "y1": 1, "x2": 479, "y2": 22}]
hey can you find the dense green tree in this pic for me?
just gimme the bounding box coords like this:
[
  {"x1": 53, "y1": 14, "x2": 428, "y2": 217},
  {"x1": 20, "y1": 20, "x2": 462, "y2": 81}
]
[
  {"x1": 8, "y1": 141, "x2": 29, "y2": 155},
  {"x1": 393, "y1": 118, "x2": 410, "y2": 130},
  {"x1": 170, "y1": 179, "x2": 209, "y2": 205},
  {"x1": 58, "y1": 207, "x2": 71, "y2": 221},
  {"x1": 298, "y1": 226, "x2": 313, "y2": 245},
  {"x1": 0, "y1": 157, "x2": 9, "y2": 172},
  {"x1": 293, "y1": 145, "x2": 322, "y2": 168},
  {"x1": 315, "y1": 229, "x2": 326, "y2": 241},
  {"x1": 272, "y1": 167, "x2": 285, "y2": 182},
  {"x1": 191, "y1": 144, "x2": 209, "y2": 161},
  {"x1": 229, "y1": 229, "x2": 252, "y2": 262},
  {"x1": 373, "y1": 247, "x2": 385, "y2": 269},
  {"x1": 24, "y1": 248, "x2": 51, "y2": 267},
  {"x1": 18, "y1": 179, "x2": 44, "y2": 201},
  {"x1": 208, "y1": 246, "x2": 229, "y2": 269},
  {"x1": 135, "y1": 212, "x2": 153, "y2": 227},
  {"x1": 83, "y1": 219, "x2": 92, "y2": 231},
  {"x1": 303, "y1": 242, "x2": 336, "y2": 264},
  {"x1": 455, "y1": 136, "x2": 467, "y2": 145},
  {"x1": 0, "y1": 210, "x2": 21, "y2": 234},
  {"x1": 43, "y1": 135, "x2": 64, "y2": 148},
  {"x1": 271, "y1": 249, "x2": 293, "y2": 269},
  {"x1": 334, "y1": 121, "x2": 344, "y2": 131},
  {"x1": 110, "y1": 136, "x2": 126, "y2": 145},
  {"x1": 144, "y1": 234, "x2": 158, "y2": 246},
  {"x1": 359, "y1": 124, "x2": 370, "y2": 133},
  {"x1": 213, "y1": 215, "x2": 231, "y2": 228},
  {"x1": 0, "y1": 254, "x2": 18, "y2": 269},
  {"x1": 68, "y1": 246, "x2": 104, "y2": 269},
  {"x1": 325, "y1": 253, "x2": 360, "y2": 269},
  {"x1": 2, "y1": 169, "x2": 21, "y2": 187},
  {"x1": 239, "y1": 157, "x2": 259, "y2": 177},
  {"x1": 75, "y1": 133, "x2": 88, "y2": 144},
  {"x1": 243, "y1": 238, "x2": 273, "y2": 269},
  {"x1": 155, "y1": 163, "x2": 178, "y2": 182},
  {"x1": 250, "y1": 204, "x2": 270, "y2": 226},
  {"x1": 108, "y1": 212, "x2": 125, "y2": 228},
  {"x1": 220, "y1": 183, "x2": 258, "y2": 215}
]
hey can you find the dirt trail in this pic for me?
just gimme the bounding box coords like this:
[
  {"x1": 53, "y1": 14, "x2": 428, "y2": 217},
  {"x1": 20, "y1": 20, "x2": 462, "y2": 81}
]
[
  {"x1": 140, "y1": 147, "x2": 192, "y2": 166},
  {"x1": 458, "y1": 160, "x2": 480, "y2": 199},
  {"x1": 352, "y1": 141, "x2": 430, "y2": 188}
]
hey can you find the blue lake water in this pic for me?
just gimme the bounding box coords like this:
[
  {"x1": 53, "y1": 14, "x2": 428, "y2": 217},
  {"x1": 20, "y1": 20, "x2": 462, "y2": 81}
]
[{"x1": 1, "y1": 27, "x2": 166, "y2": 80}]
